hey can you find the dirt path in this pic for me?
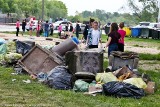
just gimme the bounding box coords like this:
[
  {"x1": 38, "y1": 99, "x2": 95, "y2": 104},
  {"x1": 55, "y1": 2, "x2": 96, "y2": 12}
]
[
  {"x1": 125, "y1": 45, "x2": 160, "y2": 54},
  {"x1": 0, "y1": 33, "x2": 160, "y2": 54}
]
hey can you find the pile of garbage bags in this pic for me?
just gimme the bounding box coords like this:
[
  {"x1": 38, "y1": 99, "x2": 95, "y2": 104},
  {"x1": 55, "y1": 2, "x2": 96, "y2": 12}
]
[
  {"x1": 0, "y1": 40, "x2": 22, "y2": 65},
  {"x1": 72, "y1": 66, "x2": 155, "y2": 99},
  {"x1": 30, "y1": 65, "x2": 155, "y2": 99},
  {"x1": 0, "y1": 39, "x2": 34, "y2": 65},
  {"x1": 0, "y1": 37, "x2": 155, "y2": 99}
]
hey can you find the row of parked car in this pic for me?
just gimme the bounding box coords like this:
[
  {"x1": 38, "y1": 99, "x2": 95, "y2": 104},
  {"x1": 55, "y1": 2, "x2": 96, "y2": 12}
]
[
  {"x1": 25, "y1": 20, "x2": 86, "y2": 34},
  {"x1": 53, "y1": 20, "x2": 86, "y2": 33}
]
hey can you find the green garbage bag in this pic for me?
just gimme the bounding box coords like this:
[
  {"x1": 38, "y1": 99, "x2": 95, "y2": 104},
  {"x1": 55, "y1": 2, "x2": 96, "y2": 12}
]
[
  {"x1": 96, "y1": 72, "x2": 118, "y2": 84},
  {"x1": 6, "y1": 41, "x2": 16, "y2": 53},
  {"x1": 0, "y1": 44, "x2": 7, "y2": 54},
  {"x1": 73, "y1": 80, "x2": 89, "y2": 92},
  {"x1": 4, "y1": 52, "x2": 22, "y2": 63},
  {"x1": 0, "y1": 54, "x2": 5, "y2": 65},
  {"x1": 123, "y1": 78, "x2": 147, "y2": 89}
]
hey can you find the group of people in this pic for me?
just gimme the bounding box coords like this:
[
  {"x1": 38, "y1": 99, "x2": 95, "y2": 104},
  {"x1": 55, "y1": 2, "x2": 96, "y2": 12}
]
[
  {"x1": 16, "y1": 17, "x2": 126, "y2": 57},
  {"x1": 83, "y1": 18, "x2": 126, "y2": 57},
  {"x1": 58, "y1": 21, "x2": 80, "y2": 39},
  {"x1": 16, "y1": 19, "x2": 54, "y2": 37}
]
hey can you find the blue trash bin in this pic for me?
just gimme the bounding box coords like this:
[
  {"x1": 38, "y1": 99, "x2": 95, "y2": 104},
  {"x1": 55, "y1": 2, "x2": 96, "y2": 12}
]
[{"x1": 131, "y1": 28, "x2": 141, "y2": 37}]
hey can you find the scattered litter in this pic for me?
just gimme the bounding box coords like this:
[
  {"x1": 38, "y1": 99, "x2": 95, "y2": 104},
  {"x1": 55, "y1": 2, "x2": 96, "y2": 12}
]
[
  {"x1": 22, "y1": 79, "x2": 31, "y2": 84},
  {"x1": 144, "y1": 81, "x2": 156, "y2": 94},
  {"x1": 30, "y1": 74, "x2": 37, "y2": 80},
  {"x1": 11, "y1": 73, "x2": 18, "y2": 75},
  {"x1": 12, "y1": 79, "x2": 16, "y2": 82},
  {"x1": 37, "y1": 72, "x2": 48, "y2": 82}
]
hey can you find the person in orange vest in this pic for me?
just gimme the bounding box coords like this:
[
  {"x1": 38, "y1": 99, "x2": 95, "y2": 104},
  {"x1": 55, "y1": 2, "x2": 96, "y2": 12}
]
[{"x1": 16, "y1": 19, "x2": 20, "y2": 37}]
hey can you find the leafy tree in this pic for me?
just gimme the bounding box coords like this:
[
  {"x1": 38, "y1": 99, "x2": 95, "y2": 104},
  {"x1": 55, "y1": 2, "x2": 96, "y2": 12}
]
[
  {"x1": 0, "y1": 0, "x2": 67, "y2": 20},
  {"x1": 127, "y1": 0, "x2": 158, "y2": 22},
  {"x1": 0, "y1": 0, "x2": 16, "y2": 17}
]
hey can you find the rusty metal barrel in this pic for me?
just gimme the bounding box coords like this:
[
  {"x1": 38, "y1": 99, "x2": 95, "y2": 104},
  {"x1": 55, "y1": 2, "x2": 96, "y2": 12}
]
[{"x1": 51, "y1": 37, "x2": 79, "y2": 56}]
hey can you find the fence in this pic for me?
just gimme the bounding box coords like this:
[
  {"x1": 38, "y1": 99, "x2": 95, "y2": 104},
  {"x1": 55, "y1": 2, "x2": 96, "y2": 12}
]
[{"x1": 0, "y1": 17, "x2": 17, "y2": 23}]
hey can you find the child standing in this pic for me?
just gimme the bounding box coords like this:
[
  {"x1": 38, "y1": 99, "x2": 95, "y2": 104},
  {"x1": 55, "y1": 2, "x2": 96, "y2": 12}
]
[
  {"x1": 36, "y1": 21, "x2": 41, "y2": 37},
  {"x1": 118, "y1": 22, "x2": 126, "y2": 52},
  {"x1": 16, "y1": 19, "x2": 20, "y2": 37},
  {"x1": 58, "y1": 24, "x2": 62, "y2": 38}
]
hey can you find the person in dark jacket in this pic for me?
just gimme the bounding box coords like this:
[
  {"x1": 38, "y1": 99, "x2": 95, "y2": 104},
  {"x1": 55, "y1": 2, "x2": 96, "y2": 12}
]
[
  {"x1": 83, "y1": 23, "x2": 89, "y2": 40},
  {"x1": 69, "y1": 23, "x2": 73, "y2": 37},
  {"x1": 50, "y1": 23, "x2": 54, "y2": 36},
  {"x1": 44, "y1": 21, "x2": 49, "y2": 37},
  {"x1": 76, "y1": 21, "x2": 80, "y2": 38},
  {"x1": 22, "y1": 19, "x2": 26, "y2": 36},
  {"x1": 106, "y1": 23, "x2": 121, "y2": 57},
  {"x1": 65, "y1": 23, "x2": 69, "y2": 37}
]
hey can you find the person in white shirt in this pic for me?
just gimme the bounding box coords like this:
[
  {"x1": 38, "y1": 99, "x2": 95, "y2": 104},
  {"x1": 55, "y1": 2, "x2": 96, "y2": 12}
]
[{"x1": 86, "y1": 21, "x2": 101, "y2": 48}]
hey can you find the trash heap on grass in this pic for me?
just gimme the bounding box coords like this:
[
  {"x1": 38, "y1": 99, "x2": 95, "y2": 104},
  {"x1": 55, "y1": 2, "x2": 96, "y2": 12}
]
[{"x1": 0, "y1": 37, "x2": 156, "y2": 99}]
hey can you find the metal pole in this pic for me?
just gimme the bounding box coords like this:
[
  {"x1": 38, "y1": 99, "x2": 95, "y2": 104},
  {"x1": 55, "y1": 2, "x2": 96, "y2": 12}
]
[
  {"x1": 42, "y1": 0, "x2": 44, "y2": 20},
  {"x1": 158, "y1": 0, "x2": 160, "y2": 22}
]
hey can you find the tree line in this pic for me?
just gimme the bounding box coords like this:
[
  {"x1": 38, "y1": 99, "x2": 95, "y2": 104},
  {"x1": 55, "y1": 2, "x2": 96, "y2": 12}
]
[
  {"x1": 0, "y1": 0, "x2": 67, "y2": 20},
  {"x1": 68, "y1": 0, "x2": 159, "y2": 25},
  {"x1": 0, "y1": 0, "x2": 159, "y2": 25}
]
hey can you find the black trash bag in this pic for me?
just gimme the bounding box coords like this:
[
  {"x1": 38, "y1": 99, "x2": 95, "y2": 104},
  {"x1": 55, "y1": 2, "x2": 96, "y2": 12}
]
[
  {"x1": 46, "y1": 66, "x2": 74, "y2": 90},
  {"x1": 16, "y1": 41, "x2": 33, "y2": 55},
  {"x1": 102, "y1": 81, "x2": 145, "y2": 99}
]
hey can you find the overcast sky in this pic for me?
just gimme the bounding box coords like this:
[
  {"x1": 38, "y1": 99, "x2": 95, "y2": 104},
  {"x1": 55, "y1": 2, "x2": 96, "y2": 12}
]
[{"x1": 59, "y1": 0, "x2": 130, "y2": 16}]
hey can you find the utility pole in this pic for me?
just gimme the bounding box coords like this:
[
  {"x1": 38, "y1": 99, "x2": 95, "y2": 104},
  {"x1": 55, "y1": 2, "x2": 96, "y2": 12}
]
[
  {"x1": 158, "y1": 0, "x2": 160, "y2": 22},
  {"x1": 42, "y1": 0, "x2": 44, "y2": 20}
]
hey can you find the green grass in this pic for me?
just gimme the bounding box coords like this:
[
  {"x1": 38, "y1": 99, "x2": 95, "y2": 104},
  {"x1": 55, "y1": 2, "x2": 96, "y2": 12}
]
[
  {"x1": 125, "y1": 37, "x2": 160, "y2": 44},
  {"x1": 139, "y1": 53, "x2": 160, "y2": 60},
  {"x1": 0, "y1": 59, "x2": 160, "y2": 107},
  {"x1": 101, "y1": 34, "x2": 108, "y2": 43}
]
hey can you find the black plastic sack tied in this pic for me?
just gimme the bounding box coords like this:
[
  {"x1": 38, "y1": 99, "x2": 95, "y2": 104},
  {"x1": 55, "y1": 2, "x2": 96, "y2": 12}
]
[
  {"x1": 102, "y1": 81, "x2": 145, "y2": 99},
  {"x1": 16, "y1": 41, "x2": 33, "y2": 55},
  {"x1": 46, "y1": 66, "x2": 73, "y2": 90}
]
